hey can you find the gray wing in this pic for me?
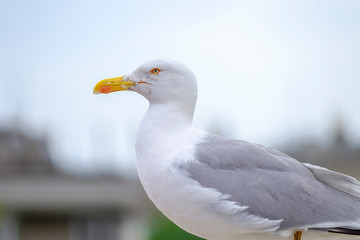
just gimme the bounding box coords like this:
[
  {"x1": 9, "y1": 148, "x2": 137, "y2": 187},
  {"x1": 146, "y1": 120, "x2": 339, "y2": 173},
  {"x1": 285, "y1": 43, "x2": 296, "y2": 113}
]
[{"x1": 177, "y1": 134, "x2": 360, "y2": 230}]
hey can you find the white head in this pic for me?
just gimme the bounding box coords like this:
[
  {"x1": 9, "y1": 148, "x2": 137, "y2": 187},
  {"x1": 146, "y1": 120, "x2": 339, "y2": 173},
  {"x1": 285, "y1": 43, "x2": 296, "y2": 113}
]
[
  {"x1": 94, "y1": 59, "x2": 198, "y2": 116},
  {"x1": 127, "y1": 59, "x2": 197, "y2": 104}
]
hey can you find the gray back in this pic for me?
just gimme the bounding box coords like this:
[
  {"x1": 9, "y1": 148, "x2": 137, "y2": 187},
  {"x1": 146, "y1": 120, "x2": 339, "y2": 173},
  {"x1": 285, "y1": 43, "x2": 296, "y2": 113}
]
[{"x1": 177, "y1": 134, "x2": 360, "y2": 230}]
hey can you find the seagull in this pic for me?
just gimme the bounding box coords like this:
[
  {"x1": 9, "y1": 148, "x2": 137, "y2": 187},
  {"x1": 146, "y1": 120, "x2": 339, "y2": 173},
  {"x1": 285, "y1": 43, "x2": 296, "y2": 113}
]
[{"x1": 93, "y1": 59, "x2": 360, "y2": 240}]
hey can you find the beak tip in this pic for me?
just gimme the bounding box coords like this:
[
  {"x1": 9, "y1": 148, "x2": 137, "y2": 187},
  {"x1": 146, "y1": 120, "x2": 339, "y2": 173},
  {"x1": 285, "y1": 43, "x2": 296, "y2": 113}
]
[{"x1": 93, "y1": 85, "x2": 113, "y2": 94}]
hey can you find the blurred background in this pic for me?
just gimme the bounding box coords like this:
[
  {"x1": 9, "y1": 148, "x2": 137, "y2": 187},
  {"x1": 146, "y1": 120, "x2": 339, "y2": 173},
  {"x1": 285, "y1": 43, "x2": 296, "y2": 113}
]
[{"x1": 0, "y1": 0, "x2": 359, "y2": 239}]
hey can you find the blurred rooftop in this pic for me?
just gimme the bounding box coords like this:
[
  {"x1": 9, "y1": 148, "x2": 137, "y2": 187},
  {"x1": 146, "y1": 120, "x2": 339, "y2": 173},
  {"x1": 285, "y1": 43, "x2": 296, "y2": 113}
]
[{"x1": 0, "y1": 126, "x2": 153, "y2": 240}]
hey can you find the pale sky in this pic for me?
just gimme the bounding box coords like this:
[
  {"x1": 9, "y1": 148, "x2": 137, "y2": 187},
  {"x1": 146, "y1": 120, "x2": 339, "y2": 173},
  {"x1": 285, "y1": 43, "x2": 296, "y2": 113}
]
[{"x1": 1, "y1": 0, "x2": 359, "y2": 174}]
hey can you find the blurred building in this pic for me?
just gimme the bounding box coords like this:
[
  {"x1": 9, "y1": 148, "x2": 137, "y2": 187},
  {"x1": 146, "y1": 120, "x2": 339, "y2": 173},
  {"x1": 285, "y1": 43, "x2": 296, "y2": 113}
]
[{"x1": 0, "y1": 127, "x2": 152, "y2": 240}]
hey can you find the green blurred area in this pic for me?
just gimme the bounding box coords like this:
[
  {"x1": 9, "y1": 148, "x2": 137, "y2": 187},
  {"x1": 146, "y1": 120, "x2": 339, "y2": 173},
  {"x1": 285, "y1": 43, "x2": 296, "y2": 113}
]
[{"x1": 150, "y1": 214, "x2": 204, "y2": 240}]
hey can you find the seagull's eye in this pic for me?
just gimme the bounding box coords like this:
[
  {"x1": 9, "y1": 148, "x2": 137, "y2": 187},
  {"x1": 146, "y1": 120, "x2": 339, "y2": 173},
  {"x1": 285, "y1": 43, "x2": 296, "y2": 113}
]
[{"x1": 150, "y1": 68, "x2": 160, "y2": 74}]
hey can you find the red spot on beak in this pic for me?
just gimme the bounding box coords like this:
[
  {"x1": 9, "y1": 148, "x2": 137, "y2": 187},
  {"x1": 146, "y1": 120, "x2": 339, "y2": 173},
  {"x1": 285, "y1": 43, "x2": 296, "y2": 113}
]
[{"x1": 99, "y1": 86, "x2": 112, "y2": 94}]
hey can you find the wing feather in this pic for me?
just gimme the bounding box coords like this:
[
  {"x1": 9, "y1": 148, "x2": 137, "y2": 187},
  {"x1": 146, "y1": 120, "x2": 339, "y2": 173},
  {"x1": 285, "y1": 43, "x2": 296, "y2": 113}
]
[{"x1": 177, "y1": 134, "x2": 360, "y2": 231}]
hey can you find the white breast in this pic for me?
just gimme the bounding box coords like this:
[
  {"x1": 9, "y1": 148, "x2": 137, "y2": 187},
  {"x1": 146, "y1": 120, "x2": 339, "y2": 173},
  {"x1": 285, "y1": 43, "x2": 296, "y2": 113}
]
[
  {"x1": 134, "y1": 101, "x2": 284, "y2": 240},
  {"x1": 135, "y1": 126, "x2": 281, "y2": 240}
]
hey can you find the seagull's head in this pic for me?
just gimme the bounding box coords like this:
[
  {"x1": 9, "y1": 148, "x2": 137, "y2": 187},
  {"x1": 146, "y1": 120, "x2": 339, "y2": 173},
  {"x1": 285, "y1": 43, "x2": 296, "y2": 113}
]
[{"x1": 93, "y1": 59, "x2": 198, "y2": 106}]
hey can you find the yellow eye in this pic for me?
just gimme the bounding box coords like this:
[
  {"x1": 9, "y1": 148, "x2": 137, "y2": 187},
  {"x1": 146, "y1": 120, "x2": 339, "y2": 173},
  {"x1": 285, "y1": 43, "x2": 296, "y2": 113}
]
[{"x1": 150, "y1": 68, "x2": 160, "y2": 74}]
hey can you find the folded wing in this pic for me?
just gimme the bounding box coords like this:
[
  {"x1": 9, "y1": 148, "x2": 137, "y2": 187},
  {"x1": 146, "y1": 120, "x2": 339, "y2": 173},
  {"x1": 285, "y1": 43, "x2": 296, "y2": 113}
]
[{"x1": 177, "y1": 134, "x2": 360, "y2": 231}]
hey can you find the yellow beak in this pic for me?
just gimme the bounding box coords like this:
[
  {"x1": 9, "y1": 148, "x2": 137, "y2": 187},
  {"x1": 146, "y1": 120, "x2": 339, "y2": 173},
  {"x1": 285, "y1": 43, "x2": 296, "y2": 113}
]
[{"x1": 93, "y1": 76, "x2": 135, "y2": 94}]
